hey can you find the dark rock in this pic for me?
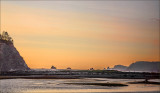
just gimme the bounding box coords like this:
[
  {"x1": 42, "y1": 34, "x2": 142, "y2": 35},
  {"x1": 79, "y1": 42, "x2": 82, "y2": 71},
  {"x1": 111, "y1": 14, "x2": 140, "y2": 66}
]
[
  {"x1": 112, "y1": 65, "x2": 127, "y2": 71},
  {"x1": 51, "y1": 66, "x2": 56, "y2": 69},
  {"x1": 0, "y1": 43, "x2": 30, "y2": 72},
  {"x1": 127, "y1": 61, "x2": 160, "y2": 72}
]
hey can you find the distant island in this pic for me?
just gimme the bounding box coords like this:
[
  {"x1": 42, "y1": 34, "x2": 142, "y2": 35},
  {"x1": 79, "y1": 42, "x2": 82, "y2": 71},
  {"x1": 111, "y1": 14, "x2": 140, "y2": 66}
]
[{"x1": 109, "y1": 61, "x2": 160, "y2": 73}]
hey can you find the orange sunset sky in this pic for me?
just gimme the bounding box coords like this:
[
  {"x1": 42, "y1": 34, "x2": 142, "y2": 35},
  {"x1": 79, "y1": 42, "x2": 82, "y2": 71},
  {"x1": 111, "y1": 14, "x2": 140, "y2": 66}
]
[{"x1": 1, "y1": 0, "x2": 159, "y2": 69}]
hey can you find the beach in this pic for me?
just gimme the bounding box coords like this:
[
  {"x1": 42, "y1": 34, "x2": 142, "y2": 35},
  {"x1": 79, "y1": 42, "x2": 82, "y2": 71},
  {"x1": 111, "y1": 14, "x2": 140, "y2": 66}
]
[{"x1": 0, "y1": 78, "x2": 159, "y2": 93}]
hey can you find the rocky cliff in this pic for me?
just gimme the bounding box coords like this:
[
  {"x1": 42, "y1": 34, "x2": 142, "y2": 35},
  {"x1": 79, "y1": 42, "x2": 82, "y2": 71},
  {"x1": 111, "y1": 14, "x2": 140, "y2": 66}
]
[
  {"x1": 111, "y1": 61, "x2": 160, "y2": 72},
  {"x1": 0, "y1": 42, "x2": 30, "y2": 72},
  {"x1": 127, "y1": 61, "x2": 160, "y2": 72}
]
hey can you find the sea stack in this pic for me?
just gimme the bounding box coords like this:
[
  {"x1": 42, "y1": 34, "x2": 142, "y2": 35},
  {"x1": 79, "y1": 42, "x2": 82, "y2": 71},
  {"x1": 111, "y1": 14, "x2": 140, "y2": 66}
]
[{"x1": 0, "y1": 31, "x2": 30, "y2": 72}]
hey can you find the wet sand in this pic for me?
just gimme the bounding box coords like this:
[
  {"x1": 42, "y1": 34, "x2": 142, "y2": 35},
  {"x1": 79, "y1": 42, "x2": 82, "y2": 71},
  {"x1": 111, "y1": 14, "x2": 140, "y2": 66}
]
[
  {"x1": 0, "y1": 78, "x2": 160, "y2": 93},
  {"x1": 128, "y1": 81, "x2": 160, "y2": 85},
  {"x1": 64, "y1": 82, "x2": 128, "y2": 86}
]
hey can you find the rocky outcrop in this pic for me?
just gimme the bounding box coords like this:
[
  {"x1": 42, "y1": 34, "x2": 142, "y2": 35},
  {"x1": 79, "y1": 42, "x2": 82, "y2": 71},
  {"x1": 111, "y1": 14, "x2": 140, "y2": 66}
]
[
  {"x1": 127, "y1": 61, "x2": 160, "y2": 72},
  {"x1": 112, "y1": 65, "x2": 127, "y2": 71},
  {"x1": 0, "y1": 43, "x2": 30, "y2": 72},
  {"x1": 111, "y1": 61, "x2": 160, "y2": 72},
  {"x1": 51, "y1": 66, "x2": 56, "y2": 69}
]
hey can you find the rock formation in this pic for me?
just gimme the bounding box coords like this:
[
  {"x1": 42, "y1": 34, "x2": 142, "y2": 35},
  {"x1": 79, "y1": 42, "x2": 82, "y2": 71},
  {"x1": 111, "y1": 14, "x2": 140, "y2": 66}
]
[
  {"x1": 127, "y1": 61, "x2": 160, "y2": 72},
  {"x1": 51, "y1": 66, "x2": 56, "y2": 69},
  {"x1": 112, "y1": 65, "x2": 127, "y2": 71},
  {"x1": 0, "y1": 31, "x2": 30, "y2": 72},
  {"x1": 111, "y1": 61, "x2": 160, "y2": 72}
]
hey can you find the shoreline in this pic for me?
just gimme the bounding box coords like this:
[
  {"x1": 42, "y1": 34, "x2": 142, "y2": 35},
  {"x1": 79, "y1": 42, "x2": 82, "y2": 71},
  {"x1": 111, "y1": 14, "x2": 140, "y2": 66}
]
[
  {"x1": 1, "y1": 70, "x2": 160, "y2": 80},
  {"x1": 0, "y1": 74, "x2": 160, "y2": 80}
]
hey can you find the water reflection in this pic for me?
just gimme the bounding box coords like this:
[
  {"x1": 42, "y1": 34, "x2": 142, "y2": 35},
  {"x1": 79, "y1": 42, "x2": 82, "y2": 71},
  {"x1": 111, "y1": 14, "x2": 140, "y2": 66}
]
[{"x1": 0, "y1": 78, "x2": 159, "y2": 93}]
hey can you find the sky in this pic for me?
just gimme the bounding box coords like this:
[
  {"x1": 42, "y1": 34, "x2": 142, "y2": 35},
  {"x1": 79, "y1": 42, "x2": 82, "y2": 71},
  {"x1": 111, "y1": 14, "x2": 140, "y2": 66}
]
[{"x1": 1, "y1": 0, "x2": 159, "y2": 69}]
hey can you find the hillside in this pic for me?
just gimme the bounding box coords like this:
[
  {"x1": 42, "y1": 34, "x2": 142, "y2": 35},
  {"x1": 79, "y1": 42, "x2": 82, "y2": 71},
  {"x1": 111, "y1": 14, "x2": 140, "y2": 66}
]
[{"x1": 0, "y1": 31, "x2": 30, "y2": 72}]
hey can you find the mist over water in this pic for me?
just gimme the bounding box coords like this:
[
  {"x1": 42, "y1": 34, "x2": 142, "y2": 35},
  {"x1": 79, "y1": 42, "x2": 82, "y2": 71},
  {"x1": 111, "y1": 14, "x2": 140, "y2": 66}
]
[{"x1": 0, "y1": 78, "x2": 159, "y2": 93}]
